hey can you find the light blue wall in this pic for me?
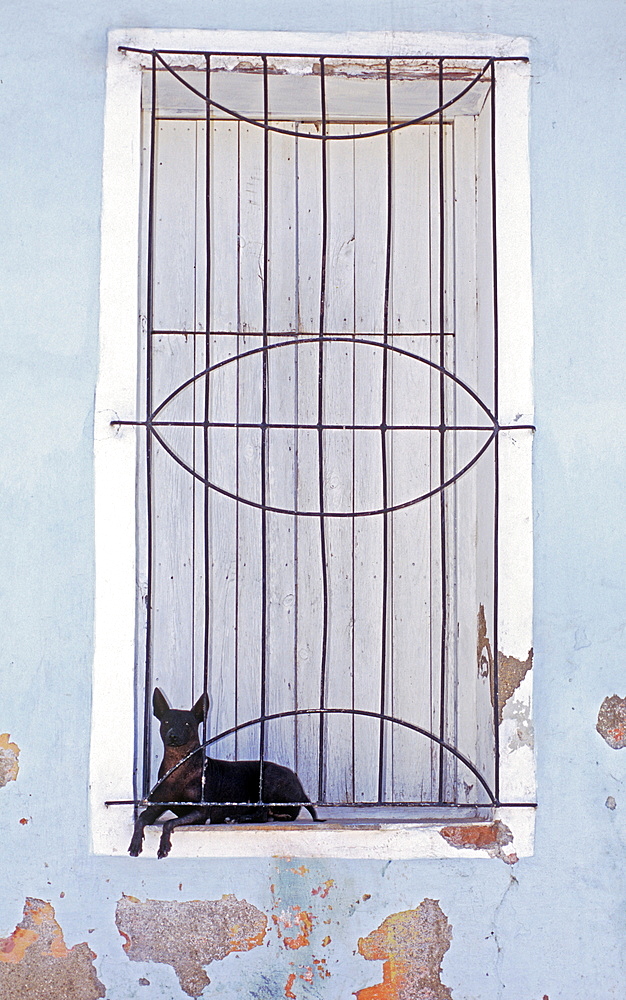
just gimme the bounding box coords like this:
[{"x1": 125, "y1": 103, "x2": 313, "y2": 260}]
[{"x1": 1, "y1": 1, "x2": 625, "y2": 997}]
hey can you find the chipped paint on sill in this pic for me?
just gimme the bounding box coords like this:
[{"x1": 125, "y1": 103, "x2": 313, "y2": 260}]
[{"x1": 440, "y1": 820, "x2": 519, "y2": 865}]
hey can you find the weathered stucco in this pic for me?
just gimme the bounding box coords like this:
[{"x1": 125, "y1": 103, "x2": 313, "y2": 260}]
[
  {"x1": 115, "y1": 893, "x2": 267, "y2": 997},
  {"x1": 0, "y1": 734, "x2": 20, "y2": 787},
  {"x1": 477, "y1": 607, "x2": 533, "y2": 725},
  {"x1": 0, "y1": 899, "x2": 105, "y2": 1000},
  {"x1": 356, "y1": 900, "x2": 453, "y2": 1000},
  {"x1": 497, "y1": 651, "x2": 533, "y2": 726},
  {"x1": 596, "y1": 695, "x2": 626, "y2": 749}
]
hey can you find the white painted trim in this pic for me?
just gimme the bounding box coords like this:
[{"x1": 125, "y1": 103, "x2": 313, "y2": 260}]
[{"x1": 91, "y1": 28, "x2": 533, "y2": 858}]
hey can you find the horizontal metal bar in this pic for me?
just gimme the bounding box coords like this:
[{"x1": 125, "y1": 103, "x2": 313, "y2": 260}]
[
  {"x1": 112, "y1": 419, "x2": 534, "y2": 432},
  {"x1": 106, "y1": 798, "x2": 537, "y2": 808},
  {"x1": 113, "y1": 419, "x2": 496, "y2": 432},
  {"x1": 119, "y1": 45, "x2": 528, "y2": 62},
  {"x1": 152, "y1": 329, "x2": 455, "y2": 337}
]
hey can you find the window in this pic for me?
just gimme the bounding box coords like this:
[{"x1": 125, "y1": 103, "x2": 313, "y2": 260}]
[{"x1": 92, "y1": 30, "x2": 534, "y2": 858}]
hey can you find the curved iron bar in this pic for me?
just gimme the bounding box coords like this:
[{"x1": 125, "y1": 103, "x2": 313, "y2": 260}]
[
  {"x1": 151, "y1": 50, "x2": 492, "y2": 142},
  {"x1": 153, "y1": 337, "x2": 497, "y2": 425},
  {"x1": 148, "y1": 336, "x2": 497, "y2": 517},
  {"x1": 147, "y1": 707, "x2": 496, "y2": 804},
  {"x1": 151, "y1": 423, "x2": 495, "y2": 517}
]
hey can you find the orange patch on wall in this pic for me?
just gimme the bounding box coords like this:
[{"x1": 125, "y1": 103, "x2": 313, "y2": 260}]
[
  {"x1": 228, "y1": 923, "x2": 266, "y2": 952},
  {"x1": 355, "y1": 899, "x2": 453, "y2": 1000},
  {"x1": 440, "y1": 819, "x2": 518, "y2": 864},
  {"x1": 0, "y1": 928, "x2": 39, "y2": 964}
]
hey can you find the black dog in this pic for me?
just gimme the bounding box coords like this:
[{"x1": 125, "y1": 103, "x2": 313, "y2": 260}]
[{"x1": 128, "y1": 688, "x2": 323, "y2": 858}]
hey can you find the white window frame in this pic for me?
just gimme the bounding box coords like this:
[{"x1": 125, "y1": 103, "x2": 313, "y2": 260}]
[{"x1": 91, "y1": 27, "x2": 533, "y2": 858}]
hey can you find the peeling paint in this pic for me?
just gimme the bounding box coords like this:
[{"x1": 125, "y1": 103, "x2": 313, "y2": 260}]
[
  {"x1": 273, "y1": 906, "x2": 314, "y2": 950},
  {"x1": 497, "y1": 650, "x2": 533, "y2": 725},
  {"x1": 440, "y1": 820, "x2": 518, "y2": 864},
  {"x1": 0, "y1": 734, "x2": 20, "y2": 787},
  {"x1": 0, "y1": 898, "x2": 105, "y2": 1000},
  {"x1": 606, "y1": 796, "x2": 616, "y2": 810},
  {"x1": 477, "y1": 609, "x2": 533, "y2": 725},
  {"x1": 356, "y1": 899, "x2": 453, "y2": 1000},
  {"x1": 503, "y1": 697, "x2": 534, "y2": 751},
  {"x1": 312, "y1": 879, "x2": 334, "y2": 899},
  {"x1": 477, "y1": 605, "x2": 494, "y2": 684},
  {"x1": 596, "y1": 695, "x2": 626, "y2": 748},
  {"x1": 116, "y1": 893, "x2": 266, "y2": 998},
  {"x1": 313, "y1": 955, "x2": 330, "y2": 978},
  {"x1": 284, "y1": 960, "x2": 326, "y2": 998}
]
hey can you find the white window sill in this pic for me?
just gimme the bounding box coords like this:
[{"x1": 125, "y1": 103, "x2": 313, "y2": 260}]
[{"x1": 95, "y1": 806, "x2": 534, "y2": 860}]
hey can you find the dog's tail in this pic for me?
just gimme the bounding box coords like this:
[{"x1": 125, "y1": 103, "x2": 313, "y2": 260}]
[{"x1": 304, "y1": 803, "x2": 325, "y2": 822}]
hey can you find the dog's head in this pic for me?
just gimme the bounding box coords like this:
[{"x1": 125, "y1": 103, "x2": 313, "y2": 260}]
[{"x1": 153, "y1": 688, "x2": 209, "y2": 748}]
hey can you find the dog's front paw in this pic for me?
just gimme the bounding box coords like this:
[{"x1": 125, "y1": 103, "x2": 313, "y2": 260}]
[
  {"x1": 128, "y1": 834, "x2": 144, "y2": 857},
  {"x1": 157, "y1": 834, "x2": 171, "y2": 860}
]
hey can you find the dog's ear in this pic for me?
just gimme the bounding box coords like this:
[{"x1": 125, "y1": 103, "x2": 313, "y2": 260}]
[
  {"x1": 192, "y1": 692, "x2": 209, "y2": 723},
  {"x1": 153, "y1": 688, "x2": 170, "y2": 720}
]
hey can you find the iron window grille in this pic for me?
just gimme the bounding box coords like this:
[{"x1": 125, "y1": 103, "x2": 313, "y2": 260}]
[{"x1": 110, "y1": 47, "x2": 533, "y2": 821}]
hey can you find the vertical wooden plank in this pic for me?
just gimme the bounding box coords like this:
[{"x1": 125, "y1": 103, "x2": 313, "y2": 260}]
[
  {"x1": 149, "y1": 116, "x2": 200, "y2": 786},
  {"x1": 387, "y1": 123, "x2": 435, "y2": 803},
  {"x1": 265, "y1": 124, "x2": 298, "y2": 771},
  {"x1": 449, "y1": 115, "x2": 486, "y2": 803},
  {"x1": 474, "y1": 96, "x2": 498, "y2": 796},
  {"x1": 201, "y1": 118, "x2": 241, "y2": 761},
  {"x1": 234, "y1": 119, "x2": 266, "y2": 761},
  {"x1": 152, "y1": 120, "x2": 198, "y2": 333},
  {"x1": 293, "y1": 123, "x2": 325, "y2": 798},
  {"x1": 440, "y1": 122, "x2": 460, "y2": 802},
  {"x1": 320, "y1": 124, "x2": 356, "y2": 803},
  {"x1": 352, "y1": 127, "x2": 386, "y2": 802}
]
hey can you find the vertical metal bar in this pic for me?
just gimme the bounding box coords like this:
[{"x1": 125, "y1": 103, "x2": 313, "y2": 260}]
[
  {"x1": 490, "y1": 60, "x2": 501, "y2": 804},
  {"x1": 317, "y1": 56, "x2": 329, "y2": 803},
  {"x1": 437, "y1": 59, "x2": 448, "y2": 803},
  {"x1": 259, "y1": 55, "x2": 270, "y2": 798},
  {"x1": 377, "y1": 58, "x2": 393, "y2": 804},
  {"x1": 235, "y1": 120, "x2": 242, "y2": 761},
  {"x1": 350, "y1": 124, "x2": 357, "y2": 804},
  {"x1": 201, "y1": 55, "x2": 212, "y2": 800},
  {"x1": 142, "y1": 53, "x2": 157, "y2": 801},
  {"x1": 293, "y1": 123, "x2": 300, "y2": 777}
]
